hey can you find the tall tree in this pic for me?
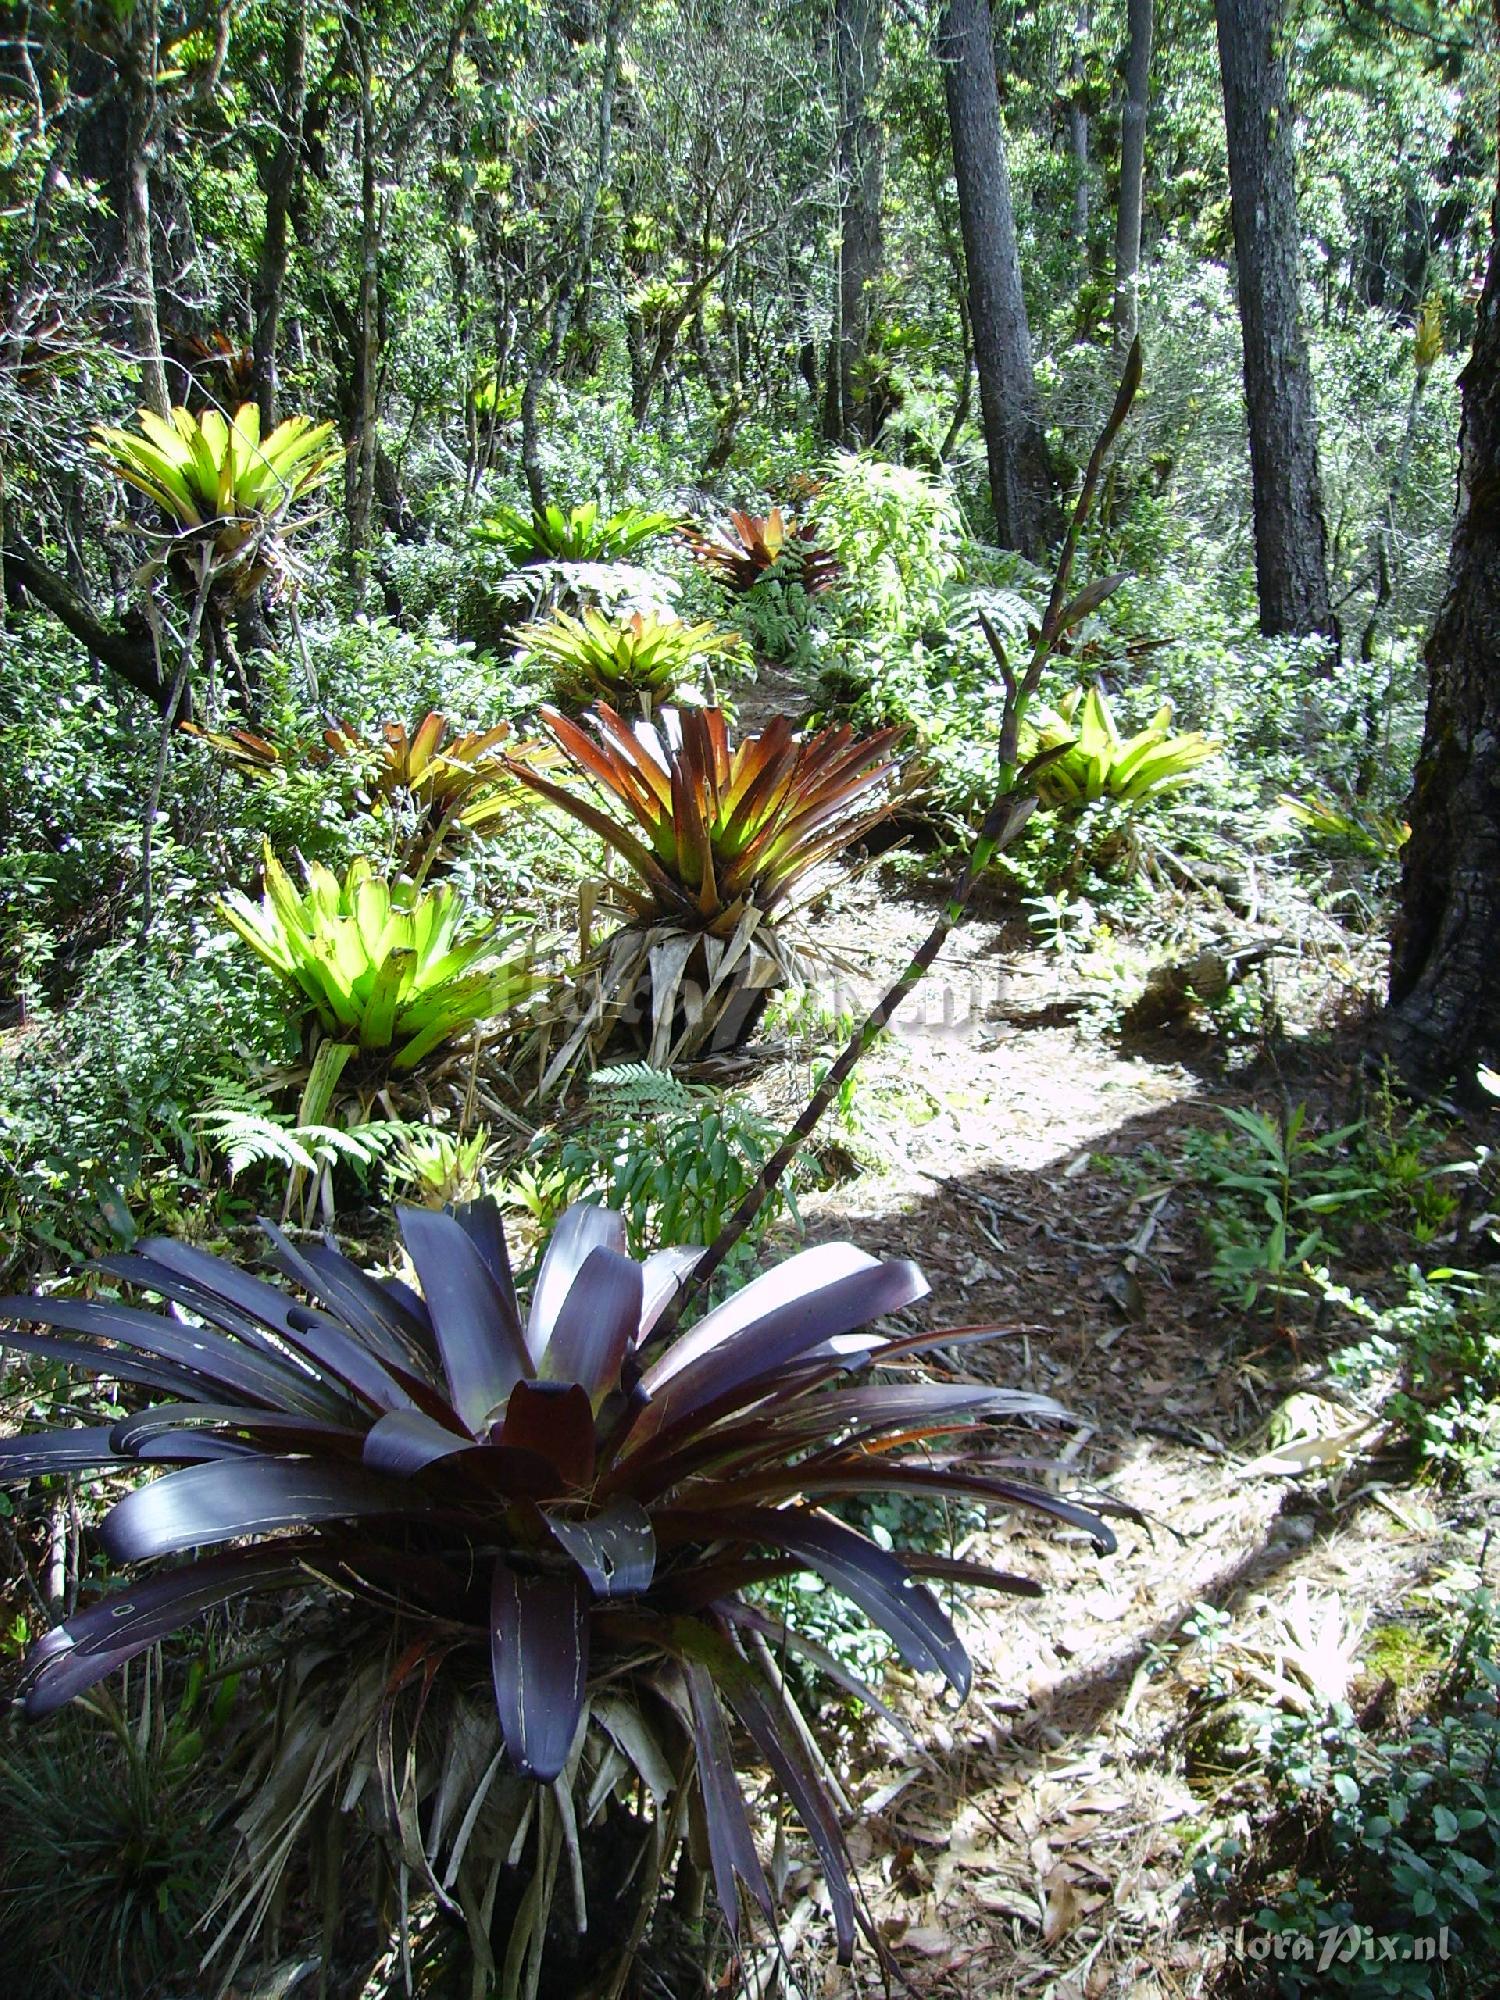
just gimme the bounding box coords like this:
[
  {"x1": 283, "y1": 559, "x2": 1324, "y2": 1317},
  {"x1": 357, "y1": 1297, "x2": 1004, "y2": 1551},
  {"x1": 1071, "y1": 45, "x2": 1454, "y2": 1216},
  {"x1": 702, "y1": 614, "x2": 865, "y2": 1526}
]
[
  {"x1": 831, "y1": 0, "x2": 886, "y2": 445},
  {"x1": 1214, "y1": 0, "x2": 1333, "y2": 639},
  {"x1": 250, "y1": 0, "x2": 310, "y2": 430},
  {"x1": 1067, "y1": 0, "x2": 1091, "y2": 253},
  {"x1": 936, "y1": 0, "x2": 1054, "y2": 555},
  {"x1": 1383, "y1": 113, "x2": 1500, "y2": 1101},
  {"x1": 1112, "y1": 0, "x2": 1152, "y2": 350}
]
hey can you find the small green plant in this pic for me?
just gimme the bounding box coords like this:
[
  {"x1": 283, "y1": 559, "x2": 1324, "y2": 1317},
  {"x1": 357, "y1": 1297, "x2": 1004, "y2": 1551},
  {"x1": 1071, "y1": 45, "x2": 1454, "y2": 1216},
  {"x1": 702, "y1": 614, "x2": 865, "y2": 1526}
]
[
  {"x1": 1186, "y1": 1104, "x2": 1376, "y2": 1320},
  {"x1": 1207, "y1": 1592, "x2": 1500, "y2": 1995},
  {"x1": 811, "y1": 454, "x2": 962, "y2": 634},
  {"x1": 1354, "y1": 1079, "x2": 1463, "y2": 1243},
  {"x1": 1278, "y1": 790, "x2": 1410, "y2": 858},
  {"x1": 1325, "y1": 1265, "x2": 1500, "y2": 1479},
  {"x1": 510, "y1": 1064, "x2": 805, "y2": 1275},
  {"x1": 0, "y1": 1653, "x2": 242, "y2": 1998},
  {"x1": 387, "y1": 1123, "x2": 499, "y2": 1207},
  {"x1": 218, "y1": 848, "x2": 545, "y2": 1072},
  {"x1": 514, "y1": 607, "x2": 744, "y2": 712},
  {"x1": 194, "y1": 1077, "x2": 415, "y2": 1224},
  {"x1": 1021, "y1": 684, "x2": 1221, "y2": 810},
  {"x1": 473, "y1": 499, "x2": 678, "y2": 565}
]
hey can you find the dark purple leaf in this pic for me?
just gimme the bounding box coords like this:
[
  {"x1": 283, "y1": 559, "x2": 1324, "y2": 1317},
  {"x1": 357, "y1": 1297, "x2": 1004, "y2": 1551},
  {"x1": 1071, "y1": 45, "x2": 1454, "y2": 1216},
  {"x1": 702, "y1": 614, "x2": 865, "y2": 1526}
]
[
  {"x1": 0, "y1": 1326, "x2": 220, "y2": 1404},
  {"x1": 544, "y1": 1501, "x2": 654, "y2": 1596},
  {"x1": 101, "y1": 1458, "x2": 426, "y2": 1563},
  {"x1": 258, "y1": 1220, "x2": 436, "y2": 1382},
  {"x1": 129, "y1": 1235, "x2": 307, "y2": 1334},
  {"x1": 0, "y1": 1298, "x2": 335, "y2": 1414},
  {"x1": 490, "y1": 1559, "x2": 588, "y2": 1782},
  {"x1": 451, "y1": 1199, "x2": 523, "y2": 1349},
  {"x1": 137, "y1": 1434, "x2": 257, "y2": 1460},
  {"x1": 360, "y1": 1410, "x2": 560, "y2": 1497},
  {"x1": 498, "y1": 1380, "x2": 595, "y2": 1488},
  {"x1": 542, "y1": 1248, "x2": 642, "y2": 1403},
  {"x1": 711, "y1": 1635, "x2": 858, "y2": 1961},
  {"x1": 111, "y1": 1404, "x2": 364, "y2": 1456},
  {"x1": 638, "y1": 1242, "x2": 884, "y2": 1381},
  {"x1": 786, "y1": 1464, "x2": 1116, "y2": 1552},
  {"x1": 20, "y1": 1546, "x2": 312, "y2": 1718},
  {"x1": 525, "y1": 1205, "x2": 627, "y2": 1370},
  {"x1": 901, "y1": 1552, "x2": 1044, "y2": 1596},
  {"x1": 300, "y1": 1234, "x2": 436, "y2": 1355},
  {"x1": 397, "y1": 1205, "x2": 531, "y2": 1432},
  {"x1": 638, "y1": 1247, "x2": 700, "y2": 1343},
  {"x1": 99, "y1": 1252, "x2": 304, "y2": 1361},
  {"x1": 378, "y1": 1270, "x2": 432, "y2": 1331},
  {"x1": 682, "y1": 1657, "x2": 774, "y2": 1938},
  {"x1": 273, "y1": 1302, "x2": 428, "y2": 1415},
  {"x1": 718, "y1": 1599, "x2": 914, "y2": 1741},
  {"x1": 631, "y1": 1259, "x2": 929, "y2": 1445},
  {"x1": 680, "y1": 1507, "x2": 971, "y2": 1695},
  {"x1": 0, "y1": 1426, "x2": 126, "y2": 1479},
  {"x1": 361, "y1": 1406, "x2": 481, "y2": 1474}
]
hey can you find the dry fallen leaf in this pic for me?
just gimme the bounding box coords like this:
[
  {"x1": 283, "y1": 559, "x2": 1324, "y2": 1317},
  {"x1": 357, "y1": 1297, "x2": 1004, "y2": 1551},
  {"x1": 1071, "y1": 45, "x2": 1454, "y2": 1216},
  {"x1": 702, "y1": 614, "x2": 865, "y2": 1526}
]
[{"x1": 896, "y1": 1924, "x2": 960, "y2": 1959}]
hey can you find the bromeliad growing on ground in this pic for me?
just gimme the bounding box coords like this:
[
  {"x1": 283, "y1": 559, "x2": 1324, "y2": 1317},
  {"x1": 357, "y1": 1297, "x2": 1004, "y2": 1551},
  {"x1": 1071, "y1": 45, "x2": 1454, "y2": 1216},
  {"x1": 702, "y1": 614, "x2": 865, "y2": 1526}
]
[
  {"x1": 681, "y1": 507, "x2": 841, "y2": 595},
  {"x1": 1022, "y1": 685, "x2": 1221, "y2": 811},
  {"x1": 472, "y1": 499, "x2": 679, "y2": 566},
  {"x1": 509, "y1": 703, "x2": 904, "y2": 1073},
  {"x1": 190, "y1": 711, "x2": 547, "y2": 878},
  {"x1": 219, "y1": 848, "x2": 543, "y2": 1072},
  {"x1": 0, "y1": 1199, "x2": 1113, "y2": 1985},
  {"x1": 514, "y1": 607, "x2": 744, "y2": 714}
]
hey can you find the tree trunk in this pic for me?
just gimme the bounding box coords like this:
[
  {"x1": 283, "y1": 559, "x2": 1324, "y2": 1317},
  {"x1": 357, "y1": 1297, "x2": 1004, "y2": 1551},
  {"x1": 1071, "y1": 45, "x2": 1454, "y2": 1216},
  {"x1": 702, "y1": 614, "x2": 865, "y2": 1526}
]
[
  {"x1": 834, "y1": 0, "x2": 885, "y2": 445},
  {"x1": 348, "y1": 12, "x2": 379, "y2": 599},
  {"x1": 1214, "y1": 0, "x2": 1333, "y2": 641},
  {"x1": 1383, "y1": 129, "x2": 1500, "y2": 1100},
  {"x1": 1067, "y1": 0, "x2": 1091, "y2": 251},
  {"x1": 251, "y1": 0, "x2": 309, "y2": 430},
  {"x1": 122, "y1": 25, "x2": 170, "y2": 420},
  {"x1": 937, "y1": 0, "x2": 1055, "y2": 557},
  {"x1": 1112, "y1": 0, "x2": 1152, "y2": 350}
]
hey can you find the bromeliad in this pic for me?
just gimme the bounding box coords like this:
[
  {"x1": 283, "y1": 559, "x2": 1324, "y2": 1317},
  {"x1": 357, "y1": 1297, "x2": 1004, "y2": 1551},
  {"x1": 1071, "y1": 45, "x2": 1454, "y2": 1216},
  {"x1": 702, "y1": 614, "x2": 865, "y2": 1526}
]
[
  {"x1": 1022, "y1": 684, "x2": 1221, "y2": 810},
  {"x1": 513, "y1": 607, "x2": 745, "y2": 714},
  {"x1": 509, "y1": 703, "x2": 904, "y2": 1070},
  {"x1": 91, "y1": 403, "x2": 341, "y2": 595},
  {"x1": 681, "y1": 507, "x2": 841, "y2": 596},
  {"x1": 218, "y1": 848, "x2": 543, "y2": 1071},
  {"x1": 0, "y1": 1199, "x2": 1114, "y2": 1977}
]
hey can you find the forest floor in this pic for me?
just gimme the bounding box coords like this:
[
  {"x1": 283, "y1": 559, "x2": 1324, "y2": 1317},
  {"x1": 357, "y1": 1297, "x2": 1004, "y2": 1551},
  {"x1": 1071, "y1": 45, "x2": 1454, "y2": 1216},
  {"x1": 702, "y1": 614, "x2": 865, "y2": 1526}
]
[{"x1": 714, "y1": 852, "x2": 1497, "y2": 2000}]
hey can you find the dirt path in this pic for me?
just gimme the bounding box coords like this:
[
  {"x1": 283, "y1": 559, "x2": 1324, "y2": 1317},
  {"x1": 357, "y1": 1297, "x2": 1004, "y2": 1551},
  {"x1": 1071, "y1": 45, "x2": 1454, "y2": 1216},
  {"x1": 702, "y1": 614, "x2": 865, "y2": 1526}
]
[{"x1": 733, "y1": 872, "x2": 1475, "y2": 1999}]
